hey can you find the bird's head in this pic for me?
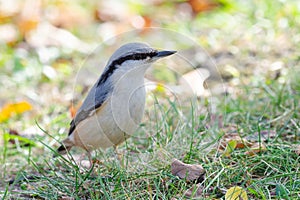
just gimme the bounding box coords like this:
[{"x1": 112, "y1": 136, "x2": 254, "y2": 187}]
[
  {"x1": 107, "y1": 42, "x2": 176, "y2": 71},
  {"x1": 97, "y1": 43, "x2": 176, "y2": 86}
]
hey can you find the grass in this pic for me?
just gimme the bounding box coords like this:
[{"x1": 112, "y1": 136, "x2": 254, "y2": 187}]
[{"x1": 1, "y1": 70, "x2": 299, "y2": 199}]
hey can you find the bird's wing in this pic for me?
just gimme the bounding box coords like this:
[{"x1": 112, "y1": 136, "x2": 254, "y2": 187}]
[{"x1": 68, "y1": 79, "x2": 112, "y2": 135}]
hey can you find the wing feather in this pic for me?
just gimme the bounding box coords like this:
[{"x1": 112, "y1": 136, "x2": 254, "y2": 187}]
[{"x1": 68, "y1": 78, "x2": 112, "y2": 135}]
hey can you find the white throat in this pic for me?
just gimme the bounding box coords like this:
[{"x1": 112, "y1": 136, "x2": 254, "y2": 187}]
[{"x1": 109, "y1": 62, "x2": 151, "y2": 134}]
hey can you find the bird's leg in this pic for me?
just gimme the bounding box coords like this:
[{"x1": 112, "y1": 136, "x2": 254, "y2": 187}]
[
  {"x1": 87, "y1": 151, "x2": 93, "y2": 168},
  {"x1": 77, "y1": 151, "x2": 93, "y2": 169},
  {"x1": 114, "y1": 145, "x2": 124, "y2": 167},
  {"x1": 86, "y1": 151, "x2": 102, "y2": 169}
]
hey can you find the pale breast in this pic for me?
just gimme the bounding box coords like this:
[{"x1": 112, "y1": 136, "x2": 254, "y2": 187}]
[
  {"x1": 128, "y1": 85, "x2": 146, "y2": 124},
  {"x1": 72, "y1": 86, "x2": 146, "y2": 150},
  {"x1": 72, "y1": 66, "x2": 148, "y2": 150}
]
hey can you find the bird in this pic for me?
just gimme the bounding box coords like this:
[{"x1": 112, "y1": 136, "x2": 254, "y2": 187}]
[{"x1": 56, "y1": 42, "x2": 176, "y2": 163}]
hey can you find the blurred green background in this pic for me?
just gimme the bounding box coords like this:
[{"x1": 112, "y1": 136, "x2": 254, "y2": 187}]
[{"x1": 1, "y1": 0, "x2": 299, "y2": 129}]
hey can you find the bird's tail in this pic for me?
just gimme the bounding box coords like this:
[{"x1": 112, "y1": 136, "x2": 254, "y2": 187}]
[{"x1": 55, "y1": 138, "x2": 74, "y2": 156}]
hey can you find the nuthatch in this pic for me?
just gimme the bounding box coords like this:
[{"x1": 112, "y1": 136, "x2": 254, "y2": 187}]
[{"x1": 57, "y1": 42, "x2": 176, "y2": 161}]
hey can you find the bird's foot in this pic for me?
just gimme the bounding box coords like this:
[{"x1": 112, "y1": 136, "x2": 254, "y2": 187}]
[{"x1": 114, "y1": 146, "x2": 125, "y2": 167}]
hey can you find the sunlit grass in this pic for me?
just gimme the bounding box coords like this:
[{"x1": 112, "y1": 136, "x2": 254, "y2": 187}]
[{"x1": 1, "y1": 73, "x2": 299, "y2": 199}]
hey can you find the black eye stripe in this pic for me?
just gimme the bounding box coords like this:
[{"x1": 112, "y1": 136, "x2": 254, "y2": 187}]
[
  {"x1": 124, "y1": 51, "x2": 157, "y2": 62},
  {"x1": 97, "y1": 51, "x2": 157, "y2": 87}
]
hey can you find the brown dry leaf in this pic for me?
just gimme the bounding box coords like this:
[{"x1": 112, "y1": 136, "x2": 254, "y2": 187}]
[
  {"x1": 245, "y1": 142, "x2": 267, "y2": 156},
  {"x1": 0, "y1": 101, "x2": 32, "y2": 122},
  {"x1": 188, "y1": 0, "x2": 219, "y2": 14},
  {"x1": 183, "y1": 183, "x2": 204, "y2": 198},
  {"x1": 228, "y1": 136, "x2": 252, "y2": 149},
  {"x1": 171, "y1": 159, "x2": 205, "y2": 183},
  {"x1": 219, "y1": 131, "x2": 252, "y2": 151}
]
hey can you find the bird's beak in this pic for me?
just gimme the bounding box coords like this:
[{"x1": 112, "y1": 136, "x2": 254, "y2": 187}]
[{"x1": 155, "y1": 50, "x2": 177, "y2": 58}]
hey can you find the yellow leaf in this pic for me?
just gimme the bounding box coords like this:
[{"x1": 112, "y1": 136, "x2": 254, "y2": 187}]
[
  {"x1": 0, "y1": 101, "x2": 32, "y2": 122},
  {"x1": 223, "y1": 140, "x2": 237, "y2": 157},
  {"x1": 225, "y1": 186, "x2": 248, "y2": 200}
]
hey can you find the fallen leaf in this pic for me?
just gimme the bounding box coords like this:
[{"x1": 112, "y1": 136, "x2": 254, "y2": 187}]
[
  {"x1": 228, "y1": 136, "x2": 252, "y2": 149},
  {"x1": 219, "y1": 131, "x2": 252, "y2": 152},
  {"x1": 245, "y1": 142, "x2": 267, "y2": 156},
  {"x1": 183, "y1": 183, "x2": 204, "y2": 198},
  {"x1": 222, "y1": 140, "x2": 237, "y2": 157},
  {"x1": 0, "y1": 101, "x2": 32, "y2": 122},
  {"x1": 171, "y1": 159, "x2": 205, "y2": 183},
  {"x1": 225, "y1": 186, "x2": 248, "y2": 200}
]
